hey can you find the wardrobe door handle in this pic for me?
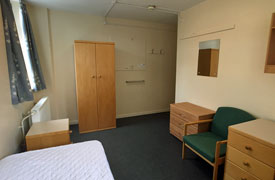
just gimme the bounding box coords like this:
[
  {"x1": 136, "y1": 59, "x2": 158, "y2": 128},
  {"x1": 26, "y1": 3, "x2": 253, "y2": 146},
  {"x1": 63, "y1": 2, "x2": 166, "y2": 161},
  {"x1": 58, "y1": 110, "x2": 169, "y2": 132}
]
[
  {"x1": 243, "y1": 162, "x2": 250, "y2": 167},
  {"x1": 91, "y1": 75, "x2": 96, "y2": 78},
  {"x1": 98, "y1": 75, "x2": 102, "y2": 78},
  {"x1": 245, "y1": 146, "x2": 252, "y2": 151}
]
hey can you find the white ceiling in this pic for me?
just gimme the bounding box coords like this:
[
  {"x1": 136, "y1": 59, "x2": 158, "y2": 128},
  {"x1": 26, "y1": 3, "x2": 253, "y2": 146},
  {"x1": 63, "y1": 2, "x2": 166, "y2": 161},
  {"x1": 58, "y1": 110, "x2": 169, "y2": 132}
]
[{"x1": 26, "y1": 0, "x2": 205, "y2": 24}]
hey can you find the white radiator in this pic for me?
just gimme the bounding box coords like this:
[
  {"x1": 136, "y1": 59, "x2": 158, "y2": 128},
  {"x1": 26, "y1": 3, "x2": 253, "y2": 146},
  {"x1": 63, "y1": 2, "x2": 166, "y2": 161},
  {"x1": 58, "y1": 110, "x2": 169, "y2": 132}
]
[
  {"x1": 31, "y1": 97, "x2": 51, "y2": 123},
  {"x1": 21, "y1": 97, "x2": 51, "y2": 138}
]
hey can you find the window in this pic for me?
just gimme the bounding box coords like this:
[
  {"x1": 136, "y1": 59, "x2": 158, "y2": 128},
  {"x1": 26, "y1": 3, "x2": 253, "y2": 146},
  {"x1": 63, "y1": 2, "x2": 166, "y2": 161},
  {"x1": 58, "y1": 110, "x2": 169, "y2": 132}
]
[{"x1": 11, "y1": 1, "x2": 36, "y2": 90}]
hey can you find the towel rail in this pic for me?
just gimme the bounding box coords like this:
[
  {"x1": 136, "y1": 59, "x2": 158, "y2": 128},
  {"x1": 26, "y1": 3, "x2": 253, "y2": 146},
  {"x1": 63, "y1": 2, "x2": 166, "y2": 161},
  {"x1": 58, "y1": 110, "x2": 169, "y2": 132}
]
[{"x1": 125, "y1": 80, "x2": 145, "y2": 83}]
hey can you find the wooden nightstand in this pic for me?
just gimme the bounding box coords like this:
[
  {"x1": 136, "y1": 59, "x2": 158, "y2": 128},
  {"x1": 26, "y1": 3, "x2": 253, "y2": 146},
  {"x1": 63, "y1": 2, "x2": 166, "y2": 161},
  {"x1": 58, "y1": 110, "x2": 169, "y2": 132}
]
[{"x1": 26, "y1": 119, "x2": 71, "y2": 151}]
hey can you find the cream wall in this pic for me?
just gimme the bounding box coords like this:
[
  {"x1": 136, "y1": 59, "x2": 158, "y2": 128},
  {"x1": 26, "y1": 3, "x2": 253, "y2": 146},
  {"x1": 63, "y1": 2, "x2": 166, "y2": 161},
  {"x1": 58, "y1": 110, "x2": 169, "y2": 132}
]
[
  {"x1": 0, "y1": 7, "x2": 33, "y2": 159},
  {"x1": 27, "y1": 5, "x2": 57, "y2": 119},
  {"x1": 176, "y1": 0, "x2": 275, "y2": 120},
  {"x1": 28, "y1": 6, "x2": 177, "y2": 123}
]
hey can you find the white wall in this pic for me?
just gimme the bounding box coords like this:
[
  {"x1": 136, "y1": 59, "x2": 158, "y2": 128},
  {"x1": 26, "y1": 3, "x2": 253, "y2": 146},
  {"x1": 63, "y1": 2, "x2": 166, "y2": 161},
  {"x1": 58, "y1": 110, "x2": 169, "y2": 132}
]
[
  {"x1": 0, "y1": 7, "x2": 33, "y2": 159},
  {"x1": 27, "y1": 5, "x2": 177, "y2": 123},
  {"x1": 176, "y1": 0, "x2": 275, "y2": 120}
]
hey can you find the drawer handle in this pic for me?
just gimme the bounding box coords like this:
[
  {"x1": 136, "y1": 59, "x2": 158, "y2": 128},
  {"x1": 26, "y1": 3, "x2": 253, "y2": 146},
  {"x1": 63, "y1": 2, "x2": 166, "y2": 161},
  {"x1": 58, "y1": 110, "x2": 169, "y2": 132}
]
[
  {"x1": 245, "y1": 146, "x2": 252, "y2": 151},
  {"x1": 241, "y1": 178, "x2": 247, "y2": 180},
  {"x1": 243, "y1": 162, "x2": 250, "y2": 167}
]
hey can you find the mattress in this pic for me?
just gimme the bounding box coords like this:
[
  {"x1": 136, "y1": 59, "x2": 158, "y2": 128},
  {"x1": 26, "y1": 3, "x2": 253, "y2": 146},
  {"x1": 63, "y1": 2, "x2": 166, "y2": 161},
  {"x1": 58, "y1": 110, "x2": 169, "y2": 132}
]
[{"x1": 0, "y1": 140, "x2": 114, "y2": 180}]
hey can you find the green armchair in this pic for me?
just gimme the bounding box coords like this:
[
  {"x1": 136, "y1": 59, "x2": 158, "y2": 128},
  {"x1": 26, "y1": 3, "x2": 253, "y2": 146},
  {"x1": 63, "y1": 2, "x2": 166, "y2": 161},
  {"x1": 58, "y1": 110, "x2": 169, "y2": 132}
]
[{"x1": 182, "y1": 107, "x2": 255, "y2": 180}]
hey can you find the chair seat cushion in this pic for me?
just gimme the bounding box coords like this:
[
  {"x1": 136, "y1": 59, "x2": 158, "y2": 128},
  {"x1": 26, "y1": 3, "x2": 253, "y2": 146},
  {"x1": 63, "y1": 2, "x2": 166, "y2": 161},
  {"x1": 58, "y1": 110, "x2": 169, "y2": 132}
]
[{"x1": 183, "y1": 132, "x2": 227, "y2": 163}]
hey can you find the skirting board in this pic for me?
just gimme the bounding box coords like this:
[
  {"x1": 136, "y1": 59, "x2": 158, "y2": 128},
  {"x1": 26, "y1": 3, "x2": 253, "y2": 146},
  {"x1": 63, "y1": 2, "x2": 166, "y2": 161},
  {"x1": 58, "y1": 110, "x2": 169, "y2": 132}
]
[
  {"x1": 69, "y1": 120, "x2": 79, "y2": 125},
  {"x1": 116, "y1": 108, "x2": 169, "y2": 119},
  {"x1": 69, "y1": 108, "x2": 169, "y2": 125}
]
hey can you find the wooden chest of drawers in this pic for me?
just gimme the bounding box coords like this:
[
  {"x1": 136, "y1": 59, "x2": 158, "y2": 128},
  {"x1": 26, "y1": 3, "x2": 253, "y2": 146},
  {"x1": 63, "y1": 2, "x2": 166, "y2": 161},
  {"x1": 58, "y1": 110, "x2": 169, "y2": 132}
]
[
  {"x1": 224, "y1": 119, "x2": 275, "y2": 180},
  {"x1": 169, "y1": 102, "x2": 215, "y2": 141}
]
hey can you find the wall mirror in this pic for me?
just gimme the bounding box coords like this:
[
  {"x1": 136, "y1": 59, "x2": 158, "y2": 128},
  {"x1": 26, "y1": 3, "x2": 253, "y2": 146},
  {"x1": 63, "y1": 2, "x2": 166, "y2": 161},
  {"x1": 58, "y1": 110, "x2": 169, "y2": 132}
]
[{"x1": 197, "y1": 39, "x2": 220, "y2": 77}]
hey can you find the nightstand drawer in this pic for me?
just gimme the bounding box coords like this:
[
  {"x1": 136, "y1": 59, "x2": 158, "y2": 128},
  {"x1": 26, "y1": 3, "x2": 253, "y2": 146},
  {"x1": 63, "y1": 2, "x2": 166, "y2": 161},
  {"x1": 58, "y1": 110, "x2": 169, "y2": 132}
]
[
  {"x1": 26, "y1": 119, "x2": 71, "y2": 151},
  {"x1": 228, "y1": 130, "x2": 275, "y2": 168},
  {"x1": 227, "y1": 146, "x2": 274, "y2": 180},
  {"x1": 225, "y1": 160, "x2": 259, "y2": 180},
  {"x1": 26, "y1": 131, "x2": 71, "y2": 151}
]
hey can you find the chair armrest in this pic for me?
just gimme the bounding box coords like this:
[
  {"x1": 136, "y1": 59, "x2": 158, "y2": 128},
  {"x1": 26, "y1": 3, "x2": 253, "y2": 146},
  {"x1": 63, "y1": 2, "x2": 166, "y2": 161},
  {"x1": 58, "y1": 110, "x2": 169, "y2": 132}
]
[
  {"x1": 183, "y1": 119, "x2": 213, "y2": 136},
  {"x1": 215, "y1": 140, "x2": 228, "y2": 163},
  {"x1": 217, "y1": 140, "x2": 228, "y2": 145}
]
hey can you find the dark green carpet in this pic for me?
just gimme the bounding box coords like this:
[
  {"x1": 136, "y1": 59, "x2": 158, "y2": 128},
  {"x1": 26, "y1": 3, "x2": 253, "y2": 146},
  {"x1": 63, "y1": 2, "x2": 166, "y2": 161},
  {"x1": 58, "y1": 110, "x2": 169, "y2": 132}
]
[{"x1": 70, "y1": 112, "x2": 224, "y2": 180}]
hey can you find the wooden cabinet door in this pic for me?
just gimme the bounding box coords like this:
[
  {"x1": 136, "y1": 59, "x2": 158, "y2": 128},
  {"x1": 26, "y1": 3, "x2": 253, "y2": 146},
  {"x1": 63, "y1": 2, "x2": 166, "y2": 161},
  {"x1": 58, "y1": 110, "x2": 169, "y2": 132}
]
[
  {"x1": 74, "y1": 43, "x2": 98, "y2": 133},
  {"x1": 197, "y1": 49, "x2": 211, "y2": 76},
  {"x1": 210, "y1": 49, "x2": 219, "y2": 77},
  {"x1": 96, "y1": 44, "x2": 116, "y2": 129}
]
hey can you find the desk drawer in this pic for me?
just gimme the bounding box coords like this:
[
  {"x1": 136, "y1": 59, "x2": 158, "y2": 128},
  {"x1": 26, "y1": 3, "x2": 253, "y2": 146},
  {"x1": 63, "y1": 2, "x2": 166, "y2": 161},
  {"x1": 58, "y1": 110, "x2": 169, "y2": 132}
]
[
  {"x1": 170, "y1": 114, "x2": 187, "y2": 128},
  {"x1": 170, "y1": 123, "x2": 183, "y2": 140},
  {"x1": 187, "y1": 124, "x2": 198, "y2": 135},
  {"x1": 228, "y1": 130, "x2": 275, "y2": 168},
  {"x1": 224, "y1": 173, "x2": 235, "y2": 180},
  {"x1": 170, "y1": 105, "x2": 196, "y2": 122},
  {"x1": 170, "y1": 115, "x2": 198, "y2": 138},
  {"x1": 225, "y1": 160, "x2": 259, "y2": 180},
  {"x1": 227, "y1": 146, "x2": 274, "y2": 180},
  {"x1": 170, "y1": 114, "x2": 198, "y2": 130}
]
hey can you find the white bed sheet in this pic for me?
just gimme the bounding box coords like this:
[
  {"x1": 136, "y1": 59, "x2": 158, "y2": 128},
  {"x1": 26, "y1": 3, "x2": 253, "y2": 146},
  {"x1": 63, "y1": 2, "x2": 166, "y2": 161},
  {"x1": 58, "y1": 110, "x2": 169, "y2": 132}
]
[{"x1": 0, "y1": 140, "x2": 114, "y2": 180}]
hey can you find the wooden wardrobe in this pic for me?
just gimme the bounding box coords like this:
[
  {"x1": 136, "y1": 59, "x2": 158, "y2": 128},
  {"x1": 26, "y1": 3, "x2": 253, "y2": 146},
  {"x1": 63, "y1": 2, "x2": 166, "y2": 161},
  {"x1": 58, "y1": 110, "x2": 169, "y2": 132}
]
[{"x1": 74, "y1": 41, "x2": 116, "y2": 133}]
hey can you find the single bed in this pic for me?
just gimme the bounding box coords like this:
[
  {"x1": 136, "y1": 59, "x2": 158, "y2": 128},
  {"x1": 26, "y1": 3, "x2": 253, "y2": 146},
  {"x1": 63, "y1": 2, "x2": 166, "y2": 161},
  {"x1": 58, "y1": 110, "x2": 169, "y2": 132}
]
[{"x1": 0, "y1": 140, "x2": 114, "y2": 180}]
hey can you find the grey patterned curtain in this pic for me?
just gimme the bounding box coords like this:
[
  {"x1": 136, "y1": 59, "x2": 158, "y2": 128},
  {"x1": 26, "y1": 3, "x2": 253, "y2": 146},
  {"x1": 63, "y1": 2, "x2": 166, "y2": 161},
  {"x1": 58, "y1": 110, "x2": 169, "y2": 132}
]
[
  {"x1": 0, "y1": 0, "x2": 33, "y2": 104},
  {"x1": 20, "y1": 2, "x2": 46, "y2": 91}
]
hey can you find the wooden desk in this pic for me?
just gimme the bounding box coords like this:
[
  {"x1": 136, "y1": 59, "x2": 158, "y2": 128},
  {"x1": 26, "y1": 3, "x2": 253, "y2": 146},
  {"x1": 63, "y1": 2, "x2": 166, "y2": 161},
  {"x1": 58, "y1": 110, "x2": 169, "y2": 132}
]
[
  {"x1": 26, "y1": 119, "x2": 71, "y2": 151},
  {"x1": 225, "y1": 119, "x2": 275, "y2": 180},
  {"x1": 169, "y1": 102, "x2": 215, "y2": 141}
]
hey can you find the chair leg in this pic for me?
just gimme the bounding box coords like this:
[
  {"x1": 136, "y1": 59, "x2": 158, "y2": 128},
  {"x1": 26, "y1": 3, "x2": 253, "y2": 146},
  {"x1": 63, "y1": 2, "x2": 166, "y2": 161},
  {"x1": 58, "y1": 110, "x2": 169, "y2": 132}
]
[
  {"x1": 182, "y1": 142, "x2": 185, "y2": 159},
  {"x1": 213, "y1": 162, "x2": 219, "y2": 180}
]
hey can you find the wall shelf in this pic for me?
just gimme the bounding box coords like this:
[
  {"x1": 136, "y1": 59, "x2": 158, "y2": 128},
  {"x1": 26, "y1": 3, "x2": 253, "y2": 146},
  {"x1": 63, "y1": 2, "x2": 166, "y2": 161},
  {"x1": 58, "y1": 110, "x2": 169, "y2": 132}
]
[
  {"x1": 180, "y1": 24, "x2": 235, "y2": 40},
  {"x1": 265, "y1": 13, "x2": 275, "y2": 73}
]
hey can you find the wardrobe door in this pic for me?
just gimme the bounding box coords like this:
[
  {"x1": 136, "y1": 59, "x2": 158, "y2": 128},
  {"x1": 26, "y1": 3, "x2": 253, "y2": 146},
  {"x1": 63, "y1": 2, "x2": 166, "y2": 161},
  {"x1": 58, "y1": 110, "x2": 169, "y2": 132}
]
[
  {"x1": 74, "y1": 43, "x2": 98, "y2": 133},
  {"x1": 96, "y1": 43, "x2": 116, "y2": 129}
]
